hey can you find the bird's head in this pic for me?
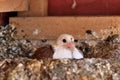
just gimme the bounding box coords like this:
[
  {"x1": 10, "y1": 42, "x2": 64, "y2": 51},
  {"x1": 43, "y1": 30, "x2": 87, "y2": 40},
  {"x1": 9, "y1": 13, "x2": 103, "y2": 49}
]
[{"x1": 56, "y1": 34, "x2": 75, "y2": 50}]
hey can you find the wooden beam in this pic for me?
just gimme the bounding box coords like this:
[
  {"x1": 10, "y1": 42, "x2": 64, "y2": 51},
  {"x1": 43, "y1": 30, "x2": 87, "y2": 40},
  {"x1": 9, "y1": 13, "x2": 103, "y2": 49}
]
[
  {"x1": 0, "y1": 0, "x2": 28, "y2": 12},
  {"x1": 10, "y1": 17, "x2": 119, "y2": 39},
  {"x1": 18, "y1": 0, "x2": 48, "y2": 17}
]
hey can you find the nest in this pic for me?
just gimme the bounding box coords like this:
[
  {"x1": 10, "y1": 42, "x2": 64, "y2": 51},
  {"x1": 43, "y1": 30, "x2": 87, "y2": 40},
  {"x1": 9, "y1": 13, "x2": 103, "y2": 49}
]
[{"x1": 0, "y1": 25, "x2": 120, "y2": 80}]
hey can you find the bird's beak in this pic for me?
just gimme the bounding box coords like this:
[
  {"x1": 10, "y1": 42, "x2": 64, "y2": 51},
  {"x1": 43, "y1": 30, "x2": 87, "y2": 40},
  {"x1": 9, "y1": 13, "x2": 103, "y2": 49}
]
[{"x1": 66, "y1": 42, "x2": 75, "y2": 50}]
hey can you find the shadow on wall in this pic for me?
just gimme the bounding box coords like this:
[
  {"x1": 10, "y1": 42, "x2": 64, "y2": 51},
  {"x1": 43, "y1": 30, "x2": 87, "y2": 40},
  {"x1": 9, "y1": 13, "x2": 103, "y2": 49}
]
[{"x1": 0, "y1": 12, "x2": 17, "y2": 26}]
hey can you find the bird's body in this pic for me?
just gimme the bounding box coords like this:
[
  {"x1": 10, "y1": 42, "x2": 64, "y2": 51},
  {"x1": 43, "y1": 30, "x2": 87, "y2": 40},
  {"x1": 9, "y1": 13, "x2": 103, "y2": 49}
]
[
  {"x1": 53, "y1": 45, "x2": 83, "y2": 59},
  {"x1": 72, "y1": 48, "x2": 83, "y2": 59},
  {"x1": 53, "y1": 46, "x2": 73, "y2": 59},
  {"x1": 32, "y1": 34, "x2": 83, "y2": 59}
]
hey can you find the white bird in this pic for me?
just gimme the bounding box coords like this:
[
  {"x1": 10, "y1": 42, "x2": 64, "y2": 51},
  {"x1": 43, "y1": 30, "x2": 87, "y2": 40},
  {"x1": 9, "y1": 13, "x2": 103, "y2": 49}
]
[
  {"x1": 32, "y1": 34, "x2": 83, "y2": 59},
  {"x1": 53, "y1": 34, "x2": 83, "y2": 59}
]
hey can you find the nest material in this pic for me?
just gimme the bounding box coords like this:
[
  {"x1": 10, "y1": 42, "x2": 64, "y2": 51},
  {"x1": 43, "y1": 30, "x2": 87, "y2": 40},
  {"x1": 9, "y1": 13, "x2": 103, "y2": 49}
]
[
  {"x1": 0, "y1": 25, "x2": 34, "y2": 60},
  {"x1": 83, "y1": 35, "x2": 120, "y2": 61},
  {"x1": 0, "y1": 58, "x2": 119, "y2": 80}
]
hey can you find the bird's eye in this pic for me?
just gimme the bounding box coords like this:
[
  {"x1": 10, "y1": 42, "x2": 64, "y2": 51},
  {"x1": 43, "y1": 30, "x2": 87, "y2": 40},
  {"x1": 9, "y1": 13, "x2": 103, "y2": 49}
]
[
  {"x1": 74, "y1": 39, "x2": 78, "y2": 43},
  {"x1": 62, "y1": 39, "x2": 67, "y2": 43}
]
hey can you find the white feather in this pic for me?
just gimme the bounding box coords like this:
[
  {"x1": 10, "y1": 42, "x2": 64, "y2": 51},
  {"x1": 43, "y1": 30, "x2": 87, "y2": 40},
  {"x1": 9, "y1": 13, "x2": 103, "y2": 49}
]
[
  {"x1": 53, "y1": 46, "x2": 72, "y2": 59},
  {"x1": 72, "y1": 48, "x2": 83, "y2": 59},
  {"x1": 53, "y1": 46, "x2": 83, "y2": 59}
]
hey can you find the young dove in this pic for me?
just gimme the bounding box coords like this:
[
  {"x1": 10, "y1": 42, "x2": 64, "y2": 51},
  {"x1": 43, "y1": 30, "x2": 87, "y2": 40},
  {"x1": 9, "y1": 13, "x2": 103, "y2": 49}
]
[{"x1": 32, "y1": 34, "x2": 83, "y2": 59}]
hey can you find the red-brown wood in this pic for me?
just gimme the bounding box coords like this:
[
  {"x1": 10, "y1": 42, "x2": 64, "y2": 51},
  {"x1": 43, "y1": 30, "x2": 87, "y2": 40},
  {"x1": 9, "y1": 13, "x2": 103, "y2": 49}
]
[
  {"x1": 108, "y1": 0, "x2": 120, "y2": 15},
  {"x1": 48, "y1": 0, "x2": 120, "y2": 16}
]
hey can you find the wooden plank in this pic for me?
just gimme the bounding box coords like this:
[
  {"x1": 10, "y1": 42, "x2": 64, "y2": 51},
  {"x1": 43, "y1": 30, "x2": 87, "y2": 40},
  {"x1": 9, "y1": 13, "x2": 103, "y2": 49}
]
[
  {"x1": 18, "y1": 0, "x2": 48, "y2": 17},
  {"x1": 48, "y1": 0, "x2": 120, "y2": 16},
  {"x1": 10, "y1": 17, "x2": 119, "y2": 39},
  {"x1": 0, "y1": 0, "x2": 28, "y2": 12},
  {"x1": 48, "y1": 0, "x2": 107, "y2": 16}
]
